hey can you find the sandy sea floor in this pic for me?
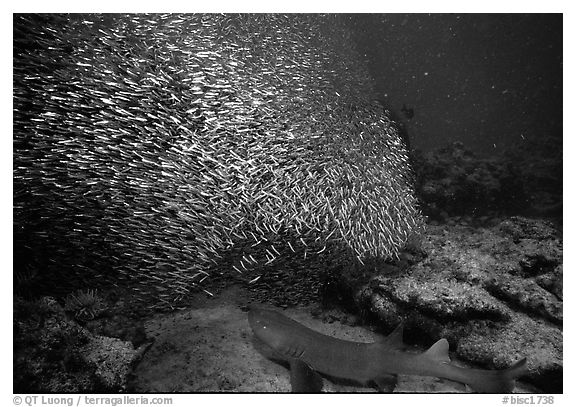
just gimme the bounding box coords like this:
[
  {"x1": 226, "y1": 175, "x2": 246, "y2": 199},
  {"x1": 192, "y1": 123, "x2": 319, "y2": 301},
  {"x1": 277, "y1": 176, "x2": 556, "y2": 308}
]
[{"x1": 129, "y1": 285, "x2": 537, "y2": 393}]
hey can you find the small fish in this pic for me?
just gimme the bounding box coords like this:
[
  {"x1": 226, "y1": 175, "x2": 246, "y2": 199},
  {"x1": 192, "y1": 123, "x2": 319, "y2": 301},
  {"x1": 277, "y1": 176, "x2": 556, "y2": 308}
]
[{"x1": 248, "y1": 275, "x2": 261, "y2": 284}]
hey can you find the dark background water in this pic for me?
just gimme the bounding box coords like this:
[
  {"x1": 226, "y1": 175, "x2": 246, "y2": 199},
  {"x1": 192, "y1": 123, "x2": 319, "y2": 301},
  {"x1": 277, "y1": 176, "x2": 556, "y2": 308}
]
[{"x1": 348, "y1": 14, "x2": 563, "y2": 157}]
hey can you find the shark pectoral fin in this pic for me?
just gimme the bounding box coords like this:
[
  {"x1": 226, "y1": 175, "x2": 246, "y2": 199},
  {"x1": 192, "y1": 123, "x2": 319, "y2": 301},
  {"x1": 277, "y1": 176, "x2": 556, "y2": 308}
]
[
  {"x1": 289, "y1": 359, "x2": 323, "y2": 393},
  {"x1": 378, "y1": 322, "x2": 405, "y2": 349},
  {"x1": 372, "y1": 374, "x2": 398, "y2": 392},
  {"x1": 423, "y1": 338, "x2": 451, "y2": 363}
]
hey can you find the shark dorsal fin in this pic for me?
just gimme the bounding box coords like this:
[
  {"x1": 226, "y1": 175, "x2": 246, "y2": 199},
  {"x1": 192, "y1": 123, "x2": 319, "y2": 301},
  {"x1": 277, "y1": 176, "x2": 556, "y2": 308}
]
[
  {"x1": 423, "y1": 338, "x2": 451, "y2": 363},
  {"x1": 378, "y1": 323, "x2": 405, "y2": 349}
]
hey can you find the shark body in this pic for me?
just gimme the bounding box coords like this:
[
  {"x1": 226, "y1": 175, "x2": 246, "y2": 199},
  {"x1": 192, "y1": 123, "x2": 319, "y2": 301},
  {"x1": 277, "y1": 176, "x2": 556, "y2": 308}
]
[{"x1": 248, "y1": 307, "x2": 527, "y2": 393}]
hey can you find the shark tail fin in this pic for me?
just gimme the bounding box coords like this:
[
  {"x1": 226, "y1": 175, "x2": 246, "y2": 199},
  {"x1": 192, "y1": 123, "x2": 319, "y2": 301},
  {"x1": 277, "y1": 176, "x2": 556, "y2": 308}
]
[
  {"x1": 423, "y1": 339, "x2": 451, "y2": 364},
  {"x1": 467, "y1": 358, "x2": 528, "y2": 393}
]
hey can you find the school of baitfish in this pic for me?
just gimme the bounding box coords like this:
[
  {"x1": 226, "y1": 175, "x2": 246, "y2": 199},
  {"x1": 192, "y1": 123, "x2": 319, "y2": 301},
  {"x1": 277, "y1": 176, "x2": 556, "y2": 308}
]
[{"x1": 13, "y1": 14, "x2": 424, "y2": 310}]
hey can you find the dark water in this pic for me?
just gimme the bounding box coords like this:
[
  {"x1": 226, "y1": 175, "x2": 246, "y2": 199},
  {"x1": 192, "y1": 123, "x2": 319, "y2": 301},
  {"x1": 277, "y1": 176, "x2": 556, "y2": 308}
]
[{"x1": 348, "y1": 14, "x2": 562, "y2": 157}]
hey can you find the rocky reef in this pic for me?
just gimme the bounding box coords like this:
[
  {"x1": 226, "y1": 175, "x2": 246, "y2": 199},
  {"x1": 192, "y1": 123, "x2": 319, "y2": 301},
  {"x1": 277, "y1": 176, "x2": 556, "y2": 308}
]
[
  {"x1": 347, "y1": 216, "x2": 562, "y2": 392},
  {"x1": 13, "y1": 296, "x2": 150, "y2": 392},
  {"x1": 412, "y1": 142, "x2": 561, "y2": 222}
]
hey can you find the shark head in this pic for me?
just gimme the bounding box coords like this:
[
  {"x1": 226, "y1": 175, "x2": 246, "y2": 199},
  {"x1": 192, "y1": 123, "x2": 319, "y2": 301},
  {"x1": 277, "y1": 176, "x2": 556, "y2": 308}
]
[{"x1": 248, "y1": 307, "x2": 290, "y2": 350}]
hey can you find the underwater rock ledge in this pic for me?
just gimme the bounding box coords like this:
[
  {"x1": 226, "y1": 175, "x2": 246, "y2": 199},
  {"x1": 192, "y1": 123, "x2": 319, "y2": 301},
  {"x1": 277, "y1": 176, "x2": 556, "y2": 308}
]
[
  {"x1": 13, "y1": 296, "x2": 148, "y2": 392},
  {"x1": 349, "y1": 216, "x2": 562, "y2": 393}
]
